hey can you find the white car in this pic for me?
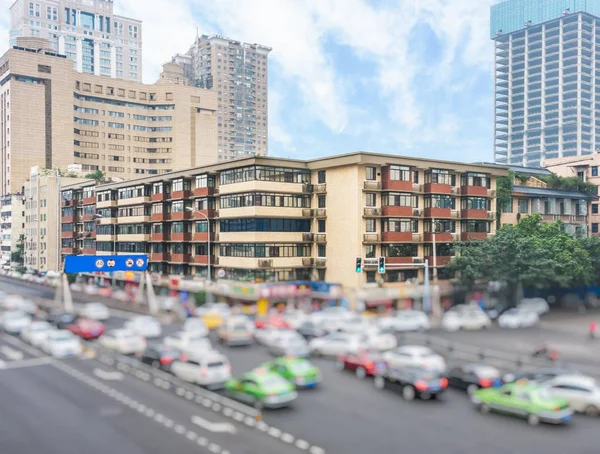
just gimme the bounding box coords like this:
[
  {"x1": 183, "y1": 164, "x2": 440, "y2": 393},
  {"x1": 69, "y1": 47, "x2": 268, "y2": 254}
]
[
  {"x1": 310, "y1": 311, "x2": 354, "y2": 333},
  {"x1": 364, "y1": 328, "x2": 398, "y2": 351},
  {"x1": 498, "y1": 308, "x2": 539, "y2": 329},
  {"x1": 171, "y1": 350, "x2": 232, "y2": 390},
  {"x1": 518, "y1": 298, "x2": 550, "y2": 316},
  {"x1": 195, "y1": 302, "x2": 231, "y2": 319},
  {"x1": 79, "y1": 302, "x2": 110, "y2": 321},
  {"x1": 282, "y1": 311, "x2": 307, "y2": 330},
  {"x1": 1, "y1": 310, "x2": 32, "y2": 334},
  {"x1": 112, "y1": 290, "x2": 131, "y2": 303},
  {"x1": 542, "y1": 374, "x2": 600, "y2": 416},
  {"x1": 99, "y1": 329, "x2": 147, "y2": 355},
  {"x1": 83, "y1": 285, "x2": 100, "y2": 296},
  {"x1": 70, "y1": 283, "x2": 84, "y2": 292},
  {"x1": 218, "y1": 316, "x2": 254, "y2": 346},
  {"x1": 14, "y1": 299, "x2": 38, "y2": 315},
  {"x1": 163, "y1": 331, "x2": 212, "y2": 354},
  {"x1": 41, "y1": 330, "x2": 82, "y2": 358},
  {"x1": 182, "y1": 318, "x2": 209, "y2": 337},
  {"x1": 377, "y1": 310, "x2": 430, "y2": 332},
  {"x1": 308, "y1": 332, "x2": 365, "y2": 356},
  {"x1": 3, "y1": 294, "x2": 25, "y2": 310},
  {"x1": 441, "y1": 307, "x2": 491, "y2": 331},
  {"x1": 268, "y1": 334, "x2": 310, "y2": 357},
  {"x1": 20, "y1": 321, "x2": 55, "y2": 347},
  {"x1": 254, "y1": 328, "x2": 291, "y2": 346},
  {"x1": 124, "y1": 316, "x2": 162, "y2": 338},
  {"x1": 337, "y1": 317, "x2": 373, "y2": 334},
  {"x1": 382, "y1": 345, "x2": 447, "y2": 373}
]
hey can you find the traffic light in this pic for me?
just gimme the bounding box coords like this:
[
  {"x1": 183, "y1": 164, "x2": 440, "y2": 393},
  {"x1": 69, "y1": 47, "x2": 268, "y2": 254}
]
[
  {"x1": 355, "y1": 257, "x2": 362, "y2": 273},
  {"x1": 378, "y1": 256, "x2": 386, "y2": 274}
]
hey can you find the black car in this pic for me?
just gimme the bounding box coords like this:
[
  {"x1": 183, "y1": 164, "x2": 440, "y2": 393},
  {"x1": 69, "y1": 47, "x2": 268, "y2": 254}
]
[
  {"x1": 297, "y1": 320, "x2": 326, "y2": 340},
  {"x1": 138, "y1": 344, "x2": 182, "y2": 372},
  {"x1": 503, "y1": 367, "x2": 579, "y2": 384},
  {"x1": 47, "y1": 311, "x2": 77, "y2": 329},
  {"x1": 447, "y1": 363, "x2": 504, "y2": 396},
  {"x1": 373, "y1": 367, "x2": 448, "y2": 401}
]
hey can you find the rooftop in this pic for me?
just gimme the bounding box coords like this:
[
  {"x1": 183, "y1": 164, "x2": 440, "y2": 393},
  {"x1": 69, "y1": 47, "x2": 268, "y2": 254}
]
[{"x1": 512, "y1": 185, "x2": 598, "y2": 200}]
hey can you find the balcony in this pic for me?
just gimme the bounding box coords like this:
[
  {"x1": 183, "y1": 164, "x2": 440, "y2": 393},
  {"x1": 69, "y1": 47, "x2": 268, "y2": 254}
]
[
  {"x1": 61, "y1": 231, "x2": 75, "y2": 239},
  {"x1": 151, "y1": 213, "x2": 168, "y2": 222},
  {"x1": 62, "y1": 216, "x2": 74, "y2": 223},
  {"x1": 192, "y1": 209, "x2": 218, "y2": 219},
  {"x1": 424, "y1": 207, "x2": 451, "y2": 218},
  {"x1": 363, "y1": 181, "x2": 382, "y2": 191},
  {"x1": 82, "y1": 248, "x2": 96, "y2": 255},
  {"x1": 82, "y1": 214, "x2": 95, "y2": 221},
  {"x1": 82, "y1": 197, "x2": 96, "y2": 205},
  {"x1": 171, "y1": 211, "x2": 192, "y2": 221},
  {"x1": 541, "y1": 214, "x2": 587, "y2": 223},
  {"x1": 193, "y1": 187, "x2": 218, "y2": 197},
  {"x1": 314, "y1": 234, "x2": 327, "y2": 243},
  {"x1": 62, "y1": 199, "x2": 77, "y2": 207},
  {"x1": 97, "y1": 199, "x2": 117, "y2": 208},
  {"x1": 117, "y1": 196, "x2": 151, "y2": 206},
  {"x1": 315, "y1": 258, "x2": 327, "y2": 268},
  {"x1": 302, "y1": 209, "x2": 314, "y2": 218},
  {"x1": 171, "y1": 190, "x2": 191, "y2": 200},
  {"x1": 150, "y1": 253, "x2": 170, "y2": 261},
  {"x1": 425, "y1": 256, "x2": 453, "y2": 266},
  {"x1": 171, "y1": 232, "x2": 192, "y2": 242},
  {"x1": 381, "y1": 206, "x2": 413, "y2": 217},
  {"x1": 258, "y1": 259, "x2": 273, "y2": 268},
  {"x1": 151, "y1": 233, "x2": 170, "y2": 242},
  {"x1": 363, "y1": 233, "x2": 379, "y2": 243},
  {"x1": 460, "y1": 186, "x2": 489, "y2": 197},
  {"x1": 315, "y1": 209, "x2": 326, "y2": 218},
  {"x1": 364, "y1": 207, "x2": 381, "y2": 216},
  {"x1": 96, "y1": 234, "x2": 115, "y2": 242},
  {"x1": 314, "y1": 184, "x2": 327, "y2": 193},
  {"x1": 302, "y1": 258, "x2": 314, "y2": 266},
  {"x1": 461, "y1": 209, "x2": 488, "y2": 219},
  {"x1": 385, "y1": 257, "x2": 414, "y2": 264},
  {"x1": 62, "y1": 248, "x2": 74, "y2": 255},
  {"x1": 461, "y1": 232, "x2": 490, "y2": 241},
  {"x1": 381, "y1": 232, "x2": 420, "y2": 242},
  {"x1": 151, "y1": 193, "x2": 170, "y2": 202},
  {"x1": 169, "y1": 253, "x2": 192, "y2": 263},
  {"x1": 302, "y1": 233, "x2": 314, "y2": 242},
  {"x1": 423, "y1": 183, "x2": 452, "y2": 194},
  {"x1": 382, "y1": 179, "x2": 413, "y2": 191},
  {"x1": 192, "y1": 255, "x2": 217, "y2": 265},
  {"x1": 192, "y1": 232, "x2": 216, "y2": 242},
  {"x1": 424, "y1": 232, "x2": 453, "y2": 242}
]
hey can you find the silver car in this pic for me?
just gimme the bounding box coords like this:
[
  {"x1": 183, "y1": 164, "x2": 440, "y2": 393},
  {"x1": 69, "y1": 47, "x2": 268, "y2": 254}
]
[{"x1": 268, "y1": 332, "x2": 309, "y2": 357}]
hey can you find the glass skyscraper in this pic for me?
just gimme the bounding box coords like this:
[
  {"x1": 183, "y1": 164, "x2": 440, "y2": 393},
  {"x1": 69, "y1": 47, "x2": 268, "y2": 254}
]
[{"x1": 491, "y1": 0, "x2": 600, "y2": 167}]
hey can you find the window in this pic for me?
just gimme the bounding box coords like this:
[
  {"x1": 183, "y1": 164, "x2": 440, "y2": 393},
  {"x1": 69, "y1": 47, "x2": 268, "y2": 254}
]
[
  {"x1": 220, "y1": 193, "x2": 310, "y2": 209},
  {"x1": 382, "y1": 218, "x2": 418, "y2": 233},
  {"x1": 425, "y1": 169, "x2": 455, "y2": 185},
  {"x1": 219, "y1": 166, "x2": 310, "y2": 185},
  {"x1": 382, "y1": 244, "x2": 418, "y2": 257},
  {"x1": 461, "y1": 172, "x2": 490, "y2": 188},
  {"x1": 195, "y1": 174, "x2": 215, "y2": 188},
  {"x1": 593, "y1": 223, "x2": 599, "y2": 234},
  {"x1": 172, "y1": 179, "x2": 191, "y2": 192},
  {"x1": 219, "y1": 218, "x2": 311, "y2": 233},
  {"x1": 318, "y1": 170, "x2": 326, "y2": 184},
  {"x1": 382, "y1": 193, "x2": 418, "y2": 207},
  {"x1": 366, "y1": 219, "x2": 376, "y2": 232},
  {"x1": 593, "y1": 204, "x2": 599, "y2": 215},
  {"x1": 365, "y1": 245, "x2": 376, "y2": 258},
  {"x1": 318, "y1": 220, "x2": 326, "y2": 233},
  {"x1": 366, "y1": 193, "x2": 376, "y2": 207},
  {"x1": 593, "y1": 166, "x2": 598, "y2": 177},
  {"x1": 518, "y1": 199, "x2": 529, "y2": 214},
  {"x1": 461, "y1": 197, "x2": 491, "y2": 211},
  {"x1": 424, "y1": 195, "x2": 455, "y2": 209},
  {"x1": 366, "y1": 166, "x2": 376, "y2": 181},
  {"x1": 389, "y1": 165, "x2": 410, "y2": 181},
  {"x1": 318, "y1": 196, "x2": 326, "y2": 209},
  {"x1": 317, "y1": 244, "x2": 326, "y2": 257}
]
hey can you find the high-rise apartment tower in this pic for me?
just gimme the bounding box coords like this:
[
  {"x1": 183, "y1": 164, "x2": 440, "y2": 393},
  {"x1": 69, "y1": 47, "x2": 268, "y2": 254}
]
[
  {"x1": 173, "y1": 34, "x2": 271, "y2": 161},
  {"x1": 491, "y1": 0, "x2": 600, "y2": 167},
  {"x1": 9, "y1": 0, "x2": 142, "y2": 82}
]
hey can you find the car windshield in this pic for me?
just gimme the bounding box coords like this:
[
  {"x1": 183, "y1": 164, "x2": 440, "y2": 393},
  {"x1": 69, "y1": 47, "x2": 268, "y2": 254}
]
[
  {"x1": 233, "y1": 324, "x2": 248, "y2": 331},
  {"x1": 31, "y1": 323, "x2": 51, "y2": 331},
  {"x1": 475, "y1": 366, "x2": 500, "y2": 379},
  {"x1": 189, "y1": 338, "x2": 211, "y2": 349},
  {"x1": 258, "y1": 375, "x2": 289, "y2": 388},
  {"x1": 533, "y1": 389, "x2": 550, "y2": 400},
  {"x1": 289, "y1": 361, "x2": 313, "y2": 374},
  {"x1": 207, "y1": 361, "x2": 225, "y2": 368},
  {"x1": 52, "y1": 333, "x2": 74, "y2": 342},
  {"x1": 4, "y1": 312, "x2": 26, "y2": 319}
]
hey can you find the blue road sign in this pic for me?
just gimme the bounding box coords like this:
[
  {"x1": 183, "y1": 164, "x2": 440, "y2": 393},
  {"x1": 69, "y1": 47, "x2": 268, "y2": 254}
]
[{"x1": 64, "y1": 255, "x2": 148, "y2": 274}]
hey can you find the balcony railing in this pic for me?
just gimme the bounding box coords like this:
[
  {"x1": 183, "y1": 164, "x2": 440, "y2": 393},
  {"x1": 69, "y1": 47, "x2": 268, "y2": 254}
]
[
  {"x1": 302, "y1": 233, "x2": 314, "y2": 242},
  {"x1": 315, "y1": 258, "x2": 327, "y2": 268},
  {"x1": 541, "y1": 214, "x2": 587, "y2": 223},
  {"x1": 314, "y1": 234, "x2": 327, "y2": 243},
  {"x1": 302, "y1": 209, "x2": 314, "y2": 218},
  {"x1": 363, "y1": 181, "x2": 382, "y2": 190},
  {"x1": 364, "y1": 207, "x2": 381, "y2": 216},
  {"x1": 258, "y1": 259, "x2": 273, "y2": 268},
  {"x1": 314, "y1": 184, "x2": 327, "y2": 193},
  {"x1": 315, "y1": 209, "x2": 326, "y2": 218},
  {"x1": 302, "y1": 258, "x2": 314, "y2": 266},
  {"x1": 363, "y1": 233, "x2": 379, "y2": 242}
]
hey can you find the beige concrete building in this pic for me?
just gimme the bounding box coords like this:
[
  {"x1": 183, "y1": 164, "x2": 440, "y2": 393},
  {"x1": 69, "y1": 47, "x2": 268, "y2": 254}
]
[
  {"x1": 173, "y1": 34, "x2": 271, "y2": 160},
  {"x1": 10, "y1": 0, "x2": 143, "y2": 82},
  {"x1": 61, "y1": 152, "x2": 506, "y2": 302},
  {"x1": 0, "y1": 193, "x2": 25, "y2": 269},
  {"x1": 0, "y1": 37, "x2": 218, "y2": 195},
  {"x1": 544, "y1": 154, "x2": 600, "y2": 236},
  {"x1": 24, "y1": 166, "x2": 88, "y2": 272}
]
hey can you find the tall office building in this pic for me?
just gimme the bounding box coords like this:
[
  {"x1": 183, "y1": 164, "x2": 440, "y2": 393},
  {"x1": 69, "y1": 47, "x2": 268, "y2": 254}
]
[
  {"x1": 173, "y1": 34, "x2": 271, "y2": 160},
  {"x1": 491, "y1": 0, "x2": 600, "y2": 167},
  {"x1": 9, "y1": 0, "x2": 142, "y2": 82}
]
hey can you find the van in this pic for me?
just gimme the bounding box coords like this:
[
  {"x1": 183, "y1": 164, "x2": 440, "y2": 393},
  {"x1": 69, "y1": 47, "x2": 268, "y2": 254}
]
[{"x1": 218, "y1": 315, "x2": 254, "y2": 346}]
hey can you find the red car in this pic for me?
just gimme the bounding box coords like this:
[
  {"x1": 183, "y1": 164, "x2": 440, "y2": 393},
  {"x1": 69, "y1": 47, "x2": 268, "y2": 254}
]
[
  {"x1": 254, "y1": 315, "x2": 291, "y2": 330},
  {"x1": 67, "y1": 318, "x2": 105, "y2": 340},
  {"x1": 336, "y1": 349, "x2": 387, "y2": 379}
]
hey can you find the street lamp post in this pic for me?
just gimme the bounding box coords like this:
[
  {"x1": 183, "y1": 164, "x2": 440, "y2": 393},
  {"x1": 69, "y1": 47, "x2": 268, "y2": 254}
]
[{"x1": 186, "y1": 207, "x2": 211, "y2": 281}]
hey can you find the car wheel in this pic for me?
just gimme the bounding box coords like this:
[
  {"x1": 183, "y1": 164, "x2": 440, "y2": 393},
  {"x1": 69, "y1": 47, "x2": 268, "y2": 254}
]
[
  {"x1": 355, "y1": 367, "x2": 366, "y2": 379},
  {"x1": 527, "y1": 413, "x2": 540, "y2": 426},
  {"x1": 402, "y1": 385, "x2": 416, "y2": 401},
  {"x1": 335, "y1": 360, "x2": 345, "y2": 371},
  {"x1": 151, "y1": 360, "x2": 160, "y2": 368},
  {"x1": 467, "y1": 384, "x2": 479, "y2": 397},
  {"x1": 479, "y1": 403, "x2": 490, "y2": 414},
  {"x1": 585, "y1": 405, "x2": 599, "y2": 417},
  {"x1": 374, "y1": 375, "x2": 385, "y2": 390}
]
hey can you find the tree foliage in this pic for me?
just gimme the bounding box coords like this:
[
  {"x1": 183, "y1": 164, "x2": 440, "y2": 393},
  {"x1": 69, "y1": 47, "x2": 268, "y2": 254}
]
[
  {"x1": 447, "y1": 214, "x2": 594, "y2": 302},
  {"x1": 10, "y1": 235, "x2": 25, "y2": 264},
  {"x1": 537, "y1": 173, "x2": 598, "y2": 196},
  {"x1": 85, "y1": 170, "x2": 106, "y2": 183},
  {"x1": 495, "y1": 170, "x2": 514, "y2": 230}
]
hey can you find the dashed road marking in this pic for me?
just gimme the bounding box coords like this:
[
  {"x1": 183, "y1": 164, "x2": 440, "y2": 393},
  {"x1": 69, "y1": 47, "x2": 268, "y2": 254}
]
[
  {"x1": 296, "y1": 439, "x2": 310, "y2": 450},
  {"x1": 281, "y1": 433, "x2": 295, "y2": 444}
]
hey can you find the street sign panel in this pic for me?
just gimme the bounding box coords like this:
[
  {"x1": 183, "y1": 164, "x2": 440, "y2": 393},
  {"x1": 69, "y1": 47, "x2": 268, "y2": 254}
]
[{"x1": 64, "y1": 255, "x2": 148, "y2": 274}]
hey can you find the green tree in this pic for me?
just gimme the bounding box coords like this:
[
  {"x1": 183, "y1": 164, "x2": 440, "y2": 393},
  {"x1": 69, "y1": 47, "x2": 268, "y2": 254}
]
[
  {"x1": 495, "y1": 170, "x2": 514, "y2": 230},
  {"x1": 10, "y1": 234, "x2": 25, "y2": 264},
  {"x1": 580, "y1": 236, "x2": 600, "y2": 285},
  {"x1": 447, "y1": 214, "x2": 594, "y2": 304},
  {"x1": 85, "y1": 170, "x2": 106, "y2": 183}
]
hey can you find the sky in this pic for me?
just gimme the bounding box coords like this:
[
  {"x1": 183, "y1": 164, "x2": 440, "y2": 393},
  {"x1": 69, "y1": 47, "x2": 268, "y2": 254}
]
[{"x1": 0, "y1": 0, "x2": 498, "y2": 163}]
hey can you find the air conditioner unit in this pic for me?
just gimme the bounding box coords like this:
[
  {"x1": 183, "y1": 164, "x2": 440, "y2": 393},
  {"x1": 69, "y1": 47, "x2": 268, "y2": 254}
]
[{"x1": 413, "y1": 209, "x2": 422, "y2": 216}]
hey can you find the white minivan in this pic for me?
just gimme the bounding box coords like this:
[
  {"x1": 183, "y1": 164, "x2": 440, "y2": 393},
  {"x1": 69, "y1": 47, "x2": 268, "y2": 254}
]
[{"x1": 217, "y1": 315, "x2": 254, "y2": 346}]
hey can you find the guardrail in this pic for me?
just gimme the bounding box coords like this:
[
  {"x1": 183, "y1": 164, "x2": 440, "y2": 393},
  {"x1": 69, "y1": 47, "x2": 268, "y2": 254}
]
[{"x1": 396, "y1": 332, "x2": 600, "y2": 378}]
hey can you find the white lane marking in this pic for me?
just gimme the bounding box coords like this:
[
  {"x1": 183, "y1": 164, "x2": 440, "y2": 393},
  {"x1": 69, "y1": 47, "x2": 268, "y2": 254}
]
[
  {"x1": 208, "y1": 443, "x2": 221, "y2": 453},
  {"x1": 93, "y1": 368, "x2": 124, "y2": 381},
  {"x1": 244, "y1": 416, "x2": 256, "y2": 427},
  {"x1": 1, "y1": 345, "x2": 24, "y2": 360},
  {"x1": 256, "y1": 421, "x2": 269, "y2": 432},
  {"x1": 174, "y1": 424, "x2": 186, "y2": 434},
  {"x1": 0, "y1": 356, "x2": 52, "y2": 370},
  {"x1": 295, "y1": 439, "x2": 310, "y2": 450},
  {"x1": 281, "y1": 433, "x2": 295, "y2": 444},
  {"x1": 0, "y1": 334, "x2": 43, "y2": 357},
  {"x1": 309, "y1": 447, "x2": 326, "y2": 454},
  {"x1": 0, "y1": 359, "x2": 5, "y2": 369},
  {"x1": 267, "y1": 427, "x2": 281, "y2": 438},
  {"x1": 186, "y1": 431, "x2": 197, "y2": 441},
  {"x1": 197, "y1": 437, "x2": 208, "y2": 447},
  {"x1": 191, "y1": 415, "x2": 237, "y2": 434}
]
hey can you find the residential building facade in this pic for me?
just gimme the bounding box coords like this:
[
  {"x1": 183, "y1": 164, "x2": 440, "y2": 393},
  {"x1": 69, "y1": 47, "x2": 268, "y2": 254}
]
[
  {"x1": 0, "y1": 193, "x2": 25, "y2": 269},
  {"x1": 0, "y1": 38, "x2": 218, "y2": 195},
  {"x1": 24, "y1": 167, "x2": 88, "y2": 273},
  {"x1": 491, "y1": 1, "x2": 600, "y2": 167},
  {"x1": 9, "y1": 0, "x2": 143, "y2": 82},
  {"x1": 60, "y1": 152, "x2": 506, "y2": 298},
  {"x1": 173, "y1": 34, "x2": 271, "y2": 160}
]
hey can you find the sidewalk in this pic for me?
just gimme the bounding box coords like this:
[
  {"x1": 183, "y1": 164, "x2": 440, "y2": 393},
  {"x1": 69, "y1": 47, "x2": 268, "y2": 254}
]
[{"x1": 540, "y1": 310, "x2": 600, "y2": 336}]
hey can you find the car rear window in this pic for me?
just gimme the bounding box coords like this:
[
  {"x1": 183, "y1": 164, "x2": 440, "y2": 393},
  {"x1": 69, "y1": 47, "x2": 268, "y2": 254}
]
[
  {"x1": 207, "y1": 361, "x2": 225, "y2": 368},
  {"x1": 233, "y1": 324, "x2": 248, "y2": 331}
]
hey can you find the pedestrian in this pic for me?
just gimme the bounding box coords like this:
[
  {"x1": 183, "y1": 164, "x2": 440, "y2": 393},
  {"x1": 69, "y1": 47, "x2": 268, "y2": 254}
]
[{"x1": 590, "y1": 321, "x2": 597, "y2": 340}]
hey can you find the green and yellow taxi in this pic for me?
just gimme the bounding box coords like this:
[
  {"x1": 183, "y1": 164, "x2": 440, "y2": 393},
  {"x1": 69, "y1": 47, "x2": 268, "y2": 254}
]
[
  {"x1": 261, "y1": 357, "x2": 322, "y2": 388},
  {"x1": 224, "y1": 368, "x2": 298, "y2": 409},
  {"x1": 471, "y1": 380, "x2": 573, "y2": 426}
]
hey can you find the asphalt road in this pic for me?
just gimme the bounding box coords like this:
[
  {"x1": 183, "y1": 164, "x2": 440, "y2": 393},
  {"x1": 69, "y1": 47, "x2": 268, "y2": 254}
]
[{"x1": 2, "y1": 278, "x2": 600, "y2": 454}]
